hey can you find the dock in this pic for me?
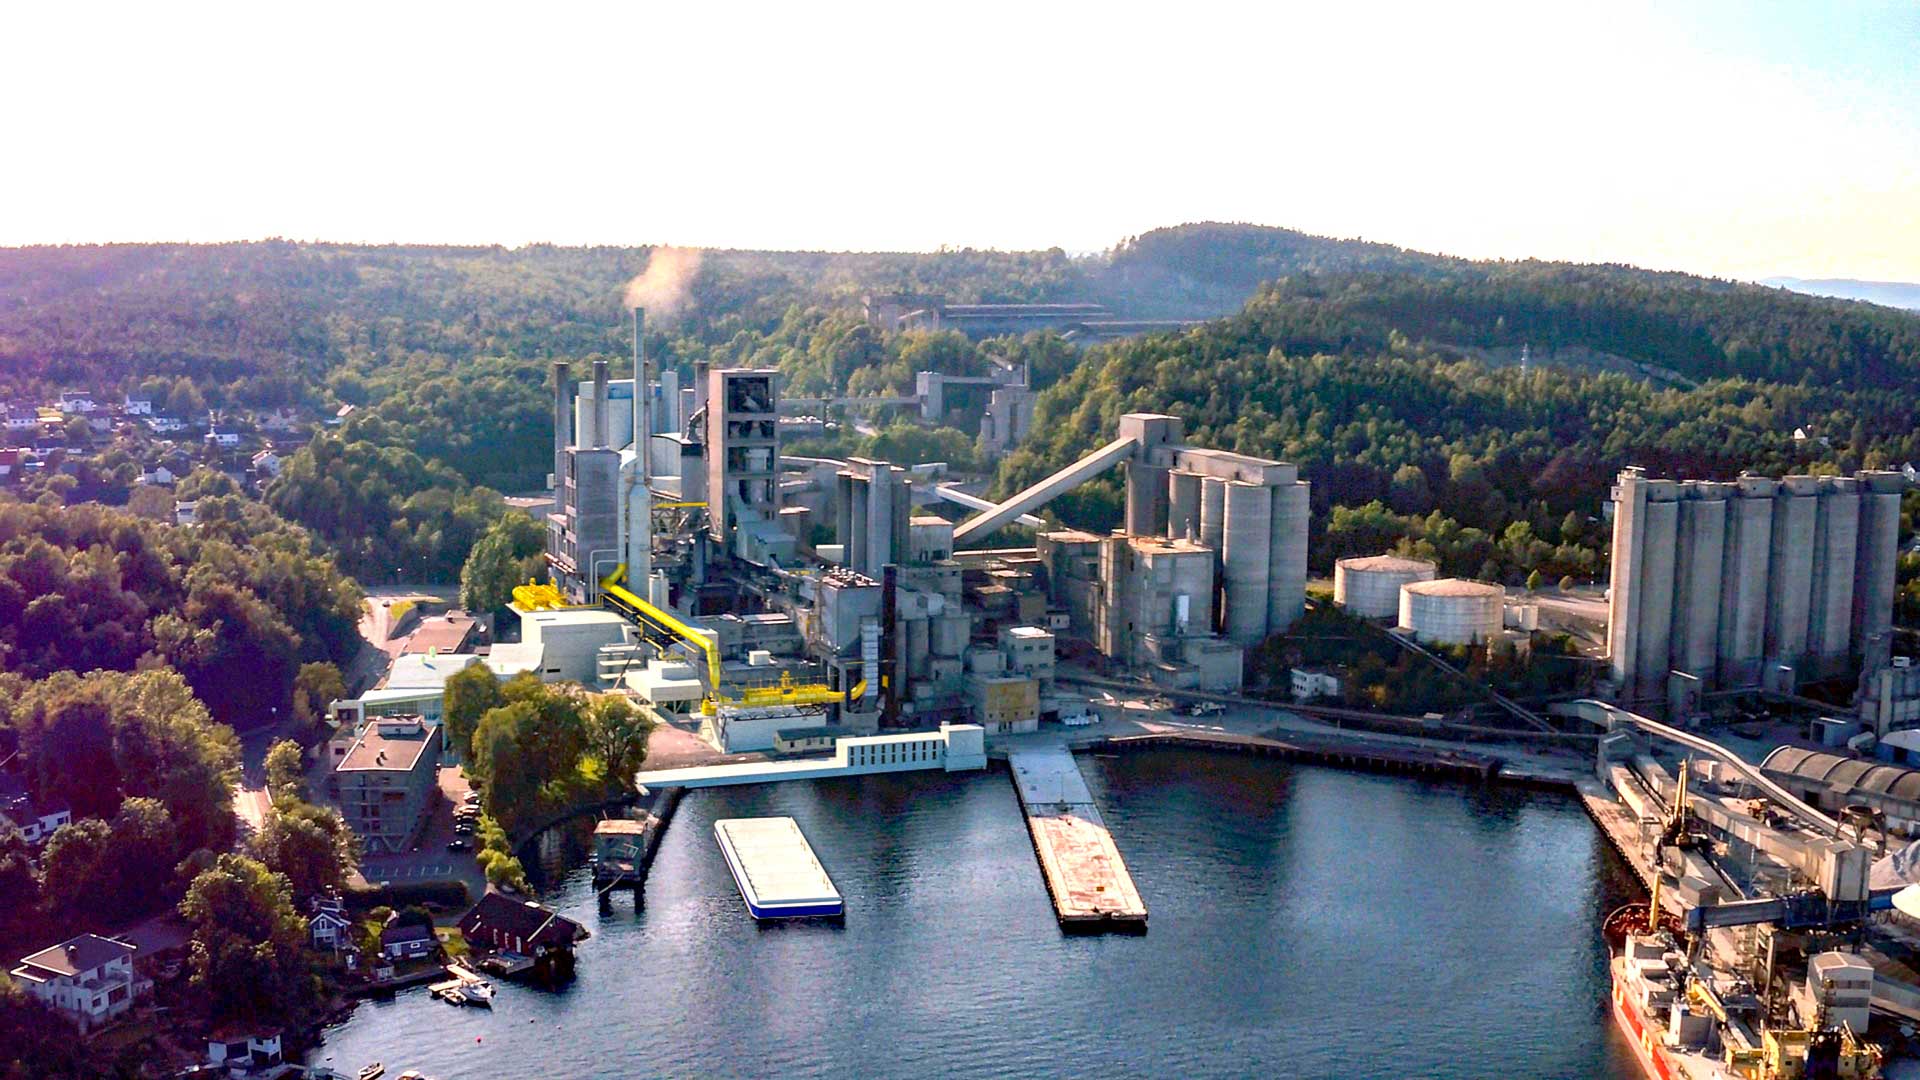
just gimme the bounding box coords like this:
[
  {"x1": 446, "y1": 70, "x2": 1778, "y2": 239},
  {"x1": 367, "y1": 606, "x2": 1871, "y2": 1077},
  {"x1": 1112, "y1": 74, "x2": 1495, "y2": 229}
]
[{"x1": 1007, "y1": 748, "x2": 1147, "y2": 933}]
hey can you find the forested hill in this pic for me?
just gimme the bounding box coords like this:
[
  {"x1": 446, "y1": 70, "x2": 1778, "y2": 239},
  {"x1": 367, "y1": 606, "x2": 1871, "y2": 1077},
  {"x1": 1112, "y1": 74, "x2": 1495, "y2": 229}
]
[{"x1": 994, "y1": 263, "x2": 1920, "y2": 582}]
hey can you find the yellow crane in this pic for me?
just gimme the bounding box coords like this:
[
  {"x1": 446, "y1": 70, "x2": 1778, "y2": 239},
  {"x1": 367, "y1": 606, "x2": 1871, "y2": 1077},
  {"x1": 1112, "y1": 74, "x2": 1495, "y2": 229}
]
[{"x1": 596, "y1": 566, "x2": 864, "y2": 715}]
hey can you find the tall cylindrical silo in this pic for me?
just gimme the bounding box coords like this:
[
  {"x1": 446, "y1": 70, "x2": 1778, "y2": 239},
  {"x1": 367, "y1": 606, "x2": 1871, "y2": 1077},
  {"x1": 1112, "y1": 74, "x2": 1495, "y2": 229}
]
[
  {"x1": 1716, "y1": 475, "x2": 1775, "y2": 687},
  {"x1": 1221, "y1": 480, "x2": 1272, "y2": 645},
  {"x1": 1125, "y1": 462, "x2": 1169, "y2": 536},
  {"x1": 1606, "y1": 470, "x2": 1648, "y2": 692},
  {"x1": 1335, "y1": 555, "x2": 1437, "y2": 619},
  {"x1": 1673, "y1": 483, "x2": 1727, "y2": 683},
  {"x1": 1398, "y1": 579, "x2": 1504, "y2": 645},
  {"x1": 1167, "y1": 471, "x2": 1201, "y2": 541},
  {"x1": 1853, "y1": 471, "x2": 1905, "y2": 671},
  {"x1": 1266, "y1": 481, "x2": 1311, "y2": 634},
  {"x1": 1633, "y1": 485, "x2": 1680, "y2": 696},
  {"x1": 1199, "y1": 476, "x2": 1227, "y2": 551},
  {"x1": 1806, "y1": 476, "x2": 1860, "y2": 676},
  {"x1": 1766, "y1": 476, "x2": 1819, "y2": 673}
]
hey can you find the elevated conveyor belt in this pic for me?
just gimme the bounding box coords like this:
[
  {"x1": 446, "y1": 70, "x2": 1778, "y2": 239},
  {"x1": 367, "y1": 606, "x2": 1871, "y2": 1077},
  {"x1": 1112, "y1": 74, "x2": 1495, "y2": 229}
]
[
  {"x1": 952, "y1": 436, "x2": 1138, "y2": 545},
  {"x1": 932, "y1": 485, "x2": 1045, "y2": 529}
]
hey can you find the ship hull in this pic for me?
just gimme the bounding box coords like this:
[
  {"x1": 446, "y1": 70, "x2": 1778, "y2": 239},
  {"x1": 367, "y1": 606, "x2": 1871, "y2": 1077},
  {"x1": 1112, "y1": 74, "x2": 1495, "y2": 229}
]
[{"x1": 1612, "y1": 956, "x2": 1680, "y2": 1080}]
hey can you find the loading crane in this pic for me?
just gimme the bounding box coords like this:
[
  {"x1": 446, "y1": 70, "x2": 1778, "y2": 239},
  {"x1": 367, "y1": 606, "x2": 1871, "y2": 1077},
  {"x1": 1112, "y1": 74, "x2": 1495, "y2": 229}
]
[{"x1": 595, "y1": 566, "x2": 865, "y2": 716}]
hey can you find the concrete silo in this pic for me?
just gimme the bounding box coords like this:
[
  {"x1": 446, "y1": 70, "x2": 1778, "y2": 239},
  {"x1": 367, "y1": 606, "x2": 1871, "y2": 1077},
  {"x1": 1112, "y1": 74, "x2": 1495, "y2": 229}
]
[
  {"x1": 1766, "y1": 476, "x2": 1820, "y2": 674},
  {"x1": 1125, "y1": 461, "x2": 1169, "y2": 537},
  {"x1": 1853, "y1": 471, "x2": 1905, "y2": 672},
  {"x1": 1334, "y1": 555, "x2": 1438, "y2": 619},
  {"x1": 1220, "y1": 480, "x2": 1273, "y2": 645},
  {"x1": 1199, "y1": 476, "x2": 1226, "y2": 552},
  {"x1": 1716, "y1": 475, "x2": 1775, "y2": 688},
  {"x1": 1672, "y1": 482, "x2": 1728, "y2": 683},
  {"x1": 1267, "y1": 478, "x2": 1311, "y2": 634},
  {"x1": 1167, "y1": 470, "x2": 1201, "y2": 541},
  {"x1": 1398, "y1": 579, "x2": 1505, "y2": 645},
  {"x1": 1806, "y1": 476, "x2": 1860, "y2": 678},
  {"x1": 1633, "y1": 481, "x2": 1681, "y2": 696}
]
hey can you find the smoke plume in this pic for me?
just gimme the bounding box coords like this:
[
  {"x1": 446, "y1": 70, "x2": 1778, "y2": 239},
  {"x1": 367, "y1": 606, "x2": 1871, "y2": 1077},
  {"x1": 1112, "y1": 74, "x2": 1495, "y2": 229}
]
[{"x1": 622, "y1": 246, "x2": 703, "y2": 321}]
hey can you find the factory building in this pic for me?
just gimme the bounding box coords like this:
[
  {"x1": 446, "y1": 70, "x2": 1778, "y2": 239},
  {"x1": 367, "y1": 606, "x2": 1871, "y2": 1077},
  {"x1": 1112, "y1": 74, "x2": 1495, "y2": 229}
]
[
  {"x1": 1335, "y1": 555, "x2": 1437, "y2": 619},
  {"x1": 539, "y1": 312, "x2": 1322, "y2": 745},
  {"x1": 1606, "y1": 468, "x2": 1905, "y2": 705}
]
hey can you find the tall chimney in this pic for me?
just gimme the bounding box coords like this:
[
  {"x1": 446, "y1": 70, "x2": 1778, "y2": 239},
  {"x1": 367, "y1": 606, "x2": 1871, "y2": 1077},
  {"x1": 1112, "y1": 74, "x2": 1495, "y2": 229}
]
[
  {"x1": 633, "y1": 308, "x2": 647, "y2": 480},
  {"x1": 552, "y1": 360, "x2": 571, "y2": 517},
  {"x1": 591, "y1": 358, "x2": 611, "y2": 450}
]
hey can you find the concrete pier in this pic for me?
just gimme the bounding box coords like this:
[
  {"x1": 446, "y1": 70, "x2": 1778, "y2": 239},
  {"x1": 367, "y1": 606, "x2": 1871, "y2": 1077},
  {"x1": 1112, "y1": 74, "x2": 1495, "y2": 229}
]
[{"x1": 1007, "y1": 748, "x2": 1147, "y2": 932}]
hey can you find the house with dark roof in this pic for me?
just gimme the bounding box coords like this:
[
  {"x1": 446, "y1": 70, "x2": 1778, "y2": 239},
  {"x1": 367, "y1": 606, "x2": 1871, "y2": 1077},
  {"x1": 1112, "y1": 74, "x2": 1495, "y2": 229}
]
[
  {"x1": 458, "y1": 893, "x2": 588, "y2": 960},
  {"x1": 379, "y1": 921, "x2": 436, "y2": 962},
  {"x1": 9, "y1": 934, "x2": 150, "y2": 1032}
]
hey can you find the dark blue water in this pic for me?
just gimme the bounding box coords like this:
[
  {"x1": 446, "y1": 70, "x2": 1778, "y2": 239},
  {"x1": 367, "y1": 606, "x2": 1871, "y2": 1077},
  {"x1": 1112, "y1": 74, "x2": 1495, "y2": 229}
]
[{"x1": 315, "y1": 751, "x2": 1640, "y2": 1079}]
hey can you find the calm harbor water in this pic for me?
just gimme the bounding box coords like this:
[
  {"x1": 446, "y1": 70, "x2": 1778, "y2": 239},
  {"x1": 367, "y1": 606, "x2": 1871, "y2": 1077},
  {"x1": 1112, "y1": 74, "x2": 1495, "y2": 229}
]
[{"x1": 315, "y1": 751, "x2": 1640, "y2": 1079}]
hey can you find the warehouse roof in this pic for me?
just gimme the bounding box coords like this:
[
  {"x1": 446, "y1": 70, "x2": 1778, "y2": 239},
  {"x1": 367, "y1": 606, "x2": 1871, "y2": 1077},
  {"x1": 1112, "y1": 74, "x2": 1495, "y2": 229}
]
[{"x1": 1762, "y1": 747, "x2": 1920, "y2": 803}]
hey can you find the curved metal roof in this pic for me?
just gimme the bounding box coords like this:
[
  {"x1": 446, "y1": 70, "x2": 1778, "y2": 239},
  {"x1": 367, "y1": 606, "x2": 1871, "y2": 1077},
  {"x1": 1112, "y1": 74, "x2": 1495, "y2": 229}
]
[{"x1": 1764, "y1": 747, "x2": 1920, "y2": 804}]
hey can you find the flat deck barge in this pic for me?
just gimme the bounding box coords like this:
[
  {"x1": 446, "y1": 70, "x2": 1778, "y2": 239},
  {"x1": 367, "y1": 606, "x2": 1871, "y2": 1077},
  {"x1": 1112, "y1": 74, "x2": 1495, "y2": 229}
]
[
  {"x1": 713, "y1": 817, "x2": 844, "y2": 920},
  {"x1": 1008, "y1": 748, "x2": 1147, "y2": 932}
]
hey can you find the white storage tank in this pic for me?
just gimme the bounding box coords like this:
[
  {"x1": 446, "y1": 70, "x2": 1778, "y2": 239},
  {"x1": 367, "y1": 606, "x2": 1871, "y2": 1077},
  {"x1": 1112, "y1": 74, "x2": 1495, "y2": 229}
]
[
  {"x1": 1334, "y1": 555, "x2": 1437, "y2": 619},
  {"x1": 1398, "y1": 578, "x2": 1505, "y2": 645}
]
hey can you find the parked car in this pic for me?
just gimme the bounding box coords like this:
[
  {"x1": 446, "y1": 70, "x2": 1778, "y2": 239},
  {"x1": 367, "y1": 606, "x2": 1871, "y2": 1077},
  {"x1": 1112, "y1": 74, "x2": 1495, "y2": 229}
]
[
  {"x1": 453, "y1": 823, "x2": 476, "y2": 836},
  {"x1": 447, "y1": 838, "x2": 472, "y2": 852},
  {"x1": 462, "y1": 792, "x2": 482, "y2": 806}
]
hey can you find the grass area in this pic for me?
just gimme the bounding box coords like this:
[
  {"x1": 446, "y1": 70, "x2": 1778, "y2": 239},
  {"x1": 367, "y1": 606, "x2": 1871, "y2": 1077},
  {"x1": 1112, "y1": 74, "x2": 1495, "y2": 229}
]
[{"x1": 435, "y1": 927, "x2": 470, "y2": 959}]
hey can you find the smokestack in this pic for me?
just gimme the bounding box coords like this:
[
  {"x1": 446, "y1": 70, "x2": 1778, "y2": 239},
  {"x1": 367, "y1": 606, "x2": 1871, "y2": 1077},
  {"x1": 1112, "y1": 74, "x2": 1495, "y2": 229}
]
[
  {"x1": 633, "y1": 308, "x2": 647, "y2": 480},
  {"x1": 591, "y1": 358, "x2": 611, "y2": 450},
  {"x1": 552, "y1": 360, "x2": 571, "y2": 516}
]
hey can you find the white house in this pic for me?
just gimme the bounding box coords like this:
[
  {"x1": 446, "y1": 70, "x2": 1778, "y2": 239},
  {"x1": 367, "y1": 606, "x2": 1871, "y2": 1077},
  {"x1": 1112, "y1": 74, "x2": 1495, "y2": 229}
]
[
  {"x1": 5, "y1": 406, "x2": 37, "y2": 433},
  {"x1": 175, "y1": 500, "x2": 199, "y2": 527},
  {"x1": 258, "y1": 408, "x2": 301, "y2": 433},
  {"x1": 137, "y1": 465, "x2": 176, "y2": 486},
  {"x1": 250, "y1": 449, "x2": 282, "y2": 477},
  {"x1": 57, "y1": 391, "x2": 96, "y2": 414},
  {"x1": 309, "y1": 893, "x2": 352, "y2": 951},
  {"x1": 205, "y1": 1027, "x2": 284, "y2": 1075},
  {"x1": 1290, "y1": 668, "x2": 1344, "y2": 703},
  {"x1": 205, "y1": 431, "x2": 241, "y2": 449},
  {"x1": 122, "y1": 397, "x2": 153, "y2": 416},
  {"x1": 146, "y1": 416, "x2": 186, "y2": 434},
  {"x1": 9, "y1": 934, "x2": 150, "y2": 1033}
]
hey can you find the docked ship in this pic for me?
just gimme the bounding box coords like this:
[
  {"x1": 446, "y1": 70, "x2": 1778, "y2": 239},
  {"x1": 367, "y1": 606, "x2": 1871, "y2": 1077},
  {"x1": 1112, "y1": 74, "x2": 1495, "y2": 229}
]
[{"x1": 1605, "y1": 900, "x2": 1883, "y2": 1080}]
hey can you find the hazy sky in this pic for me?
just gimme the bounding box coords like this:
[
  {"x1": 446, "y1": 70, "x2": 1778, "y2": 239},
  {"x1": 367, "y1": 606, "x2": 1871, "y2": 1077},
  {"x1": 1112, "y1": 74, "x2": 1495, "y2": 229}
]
[{"x1": 5, "y1": 1, "x2": 1917, "y2": 280}]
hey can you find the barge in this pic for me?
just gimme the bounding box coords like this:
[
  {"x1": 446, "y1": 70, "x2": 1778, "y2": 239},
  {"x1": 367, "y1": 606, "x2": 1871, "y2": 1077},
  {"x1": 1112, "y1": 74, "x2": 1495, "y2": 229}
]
[{"x1": 713, "y1": 817, "x2": 844, "y2": 920}]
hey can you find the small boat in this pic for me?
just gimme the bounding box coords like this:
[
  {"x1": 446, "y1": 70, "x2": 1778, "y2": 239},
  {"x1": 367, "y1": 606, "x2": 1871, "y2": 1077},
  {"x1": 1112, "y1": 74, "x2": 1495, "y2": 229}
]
[
  {"x1": 454, "y1": 979, "x2": 494, "y2": 1007},
  {"x1": 358, "y1": 1066, "x2": 383, "y2": 1080}
]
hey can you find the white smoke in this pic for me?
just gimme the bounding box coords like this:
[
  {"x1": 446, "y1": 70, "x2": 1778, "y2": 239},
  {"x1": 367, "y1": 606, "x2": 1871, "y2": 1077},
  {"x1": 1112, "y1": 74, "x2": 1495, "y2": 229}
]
[{"x1": 622, "y1": 246, "x2": 703, "y2": 321}]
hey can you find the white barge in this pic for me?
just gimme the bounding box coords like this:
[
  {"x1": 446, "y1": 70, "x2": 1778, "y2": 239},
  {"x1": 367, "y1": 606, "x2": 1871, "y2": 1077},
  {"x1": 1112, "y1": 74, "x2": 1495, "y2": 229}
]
[{"x1": 713, "y1": 817, "x2": 844, "y2": 920}]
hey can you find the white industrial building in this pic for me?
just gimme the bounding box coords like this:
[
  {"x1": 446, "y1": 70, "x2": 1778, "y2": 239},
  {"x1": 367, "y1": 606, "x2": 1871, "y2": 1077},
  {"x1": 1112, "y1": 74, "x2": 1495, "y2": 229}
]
[{"x1": 1606, "y1": 468, "x2": 1905, "y2": 704}]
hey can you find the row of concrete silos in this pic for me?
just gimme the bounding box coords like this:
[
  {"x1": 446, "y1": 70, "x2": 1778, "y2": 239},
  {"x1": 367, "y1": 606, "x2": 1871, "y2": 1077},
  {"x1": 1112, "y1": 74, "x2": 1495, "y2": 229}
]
[
  {"x1": 1607, "y1": 468, "x2": 1904, "y2": 701},
  {"x1": 1124, "y1": 455, "x2": 1312, "y2": 647}
]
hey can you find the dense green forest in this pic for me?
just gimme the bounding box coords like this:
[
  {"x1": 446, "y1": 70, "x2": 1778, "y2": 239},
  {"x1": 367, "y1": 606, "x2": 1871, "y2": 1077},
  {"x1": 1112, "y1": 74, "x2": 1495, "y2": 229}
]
[{"x1": 8, "y1": 224, "x2": 1920, "y2": 588}]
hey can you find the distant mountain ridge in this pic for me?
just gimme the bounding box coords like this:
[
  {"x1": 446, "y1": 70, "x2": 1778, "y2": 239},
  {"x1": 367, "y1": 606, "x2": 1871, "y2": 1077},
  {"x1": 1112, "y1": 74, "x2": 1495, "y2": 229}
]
[{"x1": 1765, "y1": 277, "x2": 1920, "y2": 311}]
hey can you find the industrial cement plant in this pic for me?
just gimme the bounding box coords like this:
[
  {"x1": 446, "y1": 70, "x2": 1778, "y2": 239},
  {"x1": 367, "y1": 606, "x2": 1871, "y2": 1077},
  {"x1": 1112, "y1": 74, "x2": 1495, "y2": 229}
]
[{"x1": 517, "y1": 309, "x2": 1310, "y2": 756}]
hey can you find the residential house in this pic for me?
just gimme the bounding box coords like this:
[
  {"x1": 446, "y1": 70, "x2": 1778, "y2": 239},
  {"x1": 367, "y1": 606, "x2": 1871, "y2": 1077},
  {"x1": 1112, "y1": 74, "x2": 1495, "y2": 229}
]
[
  {"x1": 330, "y1": 403, "x2": 356, "y2": 425},
  {"x1": 250, "y1": 449, "x2": 282, "y2": 478},
  {"x1": 175, "y1": 500, "x2": 199, "y2": 526},
  {"x1": 146, "y1": 416, "x2": 186, "y2": 434},
  {"x1": 458, "y1": 894, "x2": 589, "y2": 962},
  {"x1": 0, "y1": 773, "x2": 71, "y2": 843},
  {"x1": 0, "y1": 449, "x2": 18, "y2": 478},
  {"x1": 57, "y1": 391, "x2": 96, "y2": 413},
  {"x1": 309, "y1": 893, "x2": 353, "y2": 951},
  {"x1": 378, "y1": 922, "x2": 436, "y2": 962},
  {"x1": 122, "y1": 397, "x2": 153, "y2": 416},
  {"x1": 137, "y1": 465, "x2": 176, "y2": 486},
  {"x1": 258, "y1": 408, "x2": 301, "y2": 434},
  {"x1": 4, "y1": 406, "x2": 37, "y2": 434},
  {"x1": 205, "y1": 430, "x2": 241, "y2": 449},
  {"x1": 328, "y1": 716, "x2": 442, "y2": 854},
  {"x1": 9, "y1": 934, "x2": 151, "y2": 1033},
  {"x1": 205, "y1": 1027, "x2": 283, "y2": 1075}
]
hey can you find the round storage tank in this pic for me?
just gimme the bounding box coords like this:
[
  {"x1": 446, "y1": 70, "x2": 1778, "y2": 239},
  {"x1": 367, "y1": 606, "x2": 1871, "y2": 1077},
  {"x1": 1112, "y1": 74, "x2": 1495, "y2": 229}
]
[
  {"x1": 1334, "y1": 554, "x2": 1437, "y2": 619},
  {"x1": 1398, "y1": 578, "x2": 1504, "y2": 645}
]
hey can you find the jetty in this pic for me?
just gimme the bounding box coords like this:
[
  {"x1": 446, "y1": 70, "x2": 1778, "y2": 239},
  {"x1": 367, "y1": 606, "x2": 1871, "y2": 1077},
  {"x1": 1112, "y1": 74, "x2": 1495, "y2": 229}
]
[{"x1": 1007, "y1": 747, "x2": 1147, "y2": 932}]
